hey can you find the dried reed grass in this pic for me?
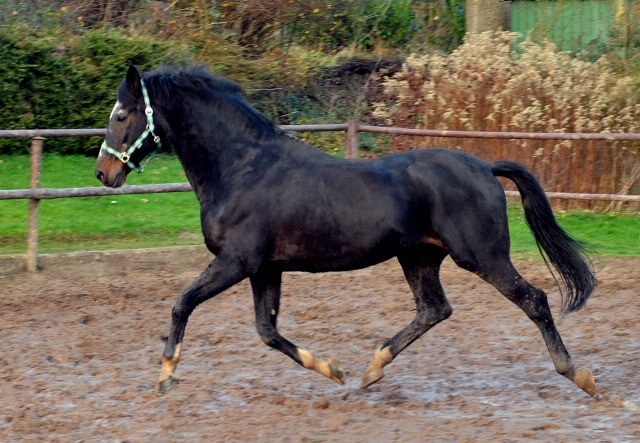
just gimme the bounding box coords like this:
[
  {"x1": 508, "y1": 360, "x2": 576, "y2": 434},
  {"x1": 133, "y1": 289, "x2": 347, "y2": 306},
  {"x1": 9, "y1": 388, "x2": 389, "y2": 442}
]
[{"x1": 373, "y1": 31, "x2": 640, "y2": 210}]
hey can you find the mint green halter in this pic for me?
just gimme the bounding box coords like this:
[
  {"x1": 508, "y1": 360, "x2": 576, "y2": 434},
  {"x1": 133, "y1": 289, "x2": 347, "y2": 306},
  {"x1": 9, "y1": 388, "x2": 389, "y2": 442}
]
[{"x1": 100, "y1": 79, "x2": 161, "y2": 173}]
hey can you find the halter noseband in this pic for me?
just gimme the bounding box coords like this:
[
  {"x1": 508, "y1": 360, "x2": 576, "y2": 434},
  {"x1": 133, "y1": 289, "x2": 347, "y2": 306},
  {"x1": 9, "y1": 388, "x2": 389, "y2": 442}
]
[{"x1": 100, "y1": 79, "x2": 162, "y2": 173}]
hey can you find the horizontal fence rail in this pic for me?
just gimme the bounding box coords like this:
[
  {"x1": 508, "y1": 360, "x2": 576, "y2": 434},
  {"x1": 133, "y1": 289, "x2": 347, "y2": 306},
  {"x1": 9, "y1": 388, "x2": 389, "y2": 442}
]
[
  {"x1": 503, "y1": 191, "x2": 640, "y2": 202},
  {"x1": 3, "y1": 185, "x2": 639, "y2": 203},
  {"x1": 0, "y1": 183, "x2": 640, "y2": 202},
  {"x1": 356, "y1": 125, "x2": 640, "y2": 141},
  {"x1": 0, "y1": 125, "x2": 349, "y2": 139},
  {"x1": 5, "y1": 124, "x2": 640, "y2": 139},
  {"x1": 0, "y1": 183, "x2": 193, "y2": 200},
  {"x1": 0, "y1": 129, "x2": 108, "y2": 138},
  {"x1": 1, "y1": 121, "x2": 639, "y2": 271}
]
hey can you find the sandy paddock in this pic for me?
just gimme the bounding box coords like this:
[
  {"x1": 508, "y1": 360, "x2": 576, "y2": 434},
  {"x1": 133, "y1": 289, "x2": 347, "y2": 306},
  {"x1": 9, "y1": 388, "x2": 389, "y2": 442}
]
[{"x1": 0, "y1": 247, "x2": 638, "y2": 442}]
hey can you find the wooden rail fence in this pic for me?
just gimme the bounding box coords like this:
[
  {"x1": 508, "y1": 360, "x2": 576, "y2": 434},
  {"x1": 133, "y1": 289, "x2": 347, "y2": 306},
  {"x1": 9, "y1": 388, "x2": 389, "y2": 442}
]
[{"x1": 1, "y1": 121, "x2": 639, "y2": 272}]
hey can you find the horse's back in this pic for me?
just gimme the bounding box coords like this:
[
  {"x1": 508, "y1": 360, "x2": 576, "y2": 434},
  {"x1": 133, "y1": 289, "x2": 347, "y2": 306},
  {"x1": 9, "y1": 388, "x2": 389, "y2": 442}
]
[{"x1": 372, "y1": 148, "x2": 506, "y2": 217}]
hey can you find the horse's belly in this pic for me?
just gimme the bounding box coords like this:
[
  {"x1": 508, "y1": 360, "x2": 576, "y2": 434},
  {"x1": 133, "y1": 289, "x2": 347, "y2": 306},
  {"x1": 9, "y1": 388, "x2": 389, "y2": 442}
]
[
  {"x1": 268, "y1": 235, "x2": 399, "y2": 273},
  {"x1": 271, "y1": 251, "x2": 398, "y2": 273}
]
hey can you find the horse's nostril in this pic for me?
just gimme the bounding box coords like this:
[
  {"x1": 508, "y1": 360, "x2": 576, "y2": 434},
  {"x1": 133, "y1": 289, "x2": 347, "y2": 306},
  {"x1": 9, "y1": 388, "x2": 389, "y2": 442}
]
[{"x1": 96, "y1": 169, "x2": 105, "y2": 183}]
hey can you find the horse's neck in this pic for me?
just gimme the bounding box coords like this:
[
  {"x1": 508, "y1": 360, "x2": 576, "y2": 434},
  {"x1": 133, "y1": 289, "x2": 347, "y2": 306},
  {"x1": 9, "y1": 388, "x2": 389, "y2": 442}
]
[{"x1": 158, "y1": 101, "x2": 284, "y2": 202}]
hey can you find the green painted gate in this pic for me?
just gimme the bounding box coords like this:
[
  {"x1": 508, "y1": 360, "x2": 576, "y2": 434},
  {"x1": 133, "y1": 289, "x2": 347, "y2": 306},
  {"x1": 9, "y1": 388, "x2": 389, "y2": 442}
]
[{"x1": 510, "y1": 0, "x2": 630, "y2": 53}]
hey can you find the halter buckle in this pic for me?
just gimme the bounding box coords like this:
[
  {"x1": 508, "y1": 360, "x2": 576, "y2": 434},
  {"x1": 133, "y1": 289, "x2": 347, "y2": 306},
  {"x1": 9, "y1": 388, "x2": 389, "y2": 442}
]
[{"x1": 120, "y1": 153, "x2": 130, "y2": 163}]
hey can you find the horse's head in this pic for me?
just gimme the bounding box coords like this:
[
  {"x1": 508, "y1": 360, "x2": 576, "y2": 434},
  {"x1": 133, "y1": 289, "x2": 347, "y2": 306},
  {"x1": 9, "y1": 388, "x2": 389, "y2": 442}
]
[{"x1": 95, "y1": 65, "x2": 161, "y2": 188}]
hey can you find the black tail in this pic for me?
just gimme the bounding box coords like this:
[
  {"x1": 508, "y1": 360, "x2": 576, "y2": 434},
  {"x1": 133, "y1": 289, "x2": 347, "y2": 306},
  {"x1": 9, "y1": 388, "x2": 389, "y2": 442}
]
[{"x1": 491, "y1": 160, "x2": 597, "y2": 314}]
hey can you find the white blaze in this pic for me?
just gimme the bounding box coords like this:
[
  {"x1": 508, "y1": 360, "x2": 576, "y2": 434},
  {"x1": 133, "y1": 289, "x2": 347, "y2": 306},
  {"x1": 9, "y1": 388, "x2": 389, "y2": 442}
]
[
  {"x1": 101, "y1": 100, "x2": 123, "y2": 158},
  {"x1": 109, "y1": 101, "x2": 122, "y2": 121}
]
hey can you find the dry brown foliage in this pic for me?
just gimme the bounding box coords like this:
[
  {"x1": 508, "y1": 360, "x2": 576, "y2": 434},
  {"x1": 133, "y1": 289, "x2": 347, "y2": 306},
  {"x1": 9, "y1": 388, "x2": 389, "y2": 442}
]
[{"x1": 373, "y1": 31, "x2": 640, "y2": 208}]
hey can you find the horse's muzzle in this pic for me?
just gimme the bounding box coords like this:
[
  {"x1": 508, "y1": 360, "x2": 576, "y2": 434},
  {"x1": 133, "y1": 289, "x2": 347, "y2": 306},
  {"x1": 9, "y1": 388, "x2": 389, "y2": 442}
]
[{"x1": 95, "y1": 166, "x2": 126, "y2": 188}]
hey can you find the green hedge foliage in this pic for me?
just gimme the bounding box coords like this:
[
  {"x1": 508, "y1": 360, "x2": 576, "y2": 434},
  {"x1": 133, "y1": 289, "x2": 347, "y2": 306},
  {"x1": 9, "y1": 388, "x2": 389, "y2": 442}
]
[{"x1": 0, "y1": 25, "x2": 186, "y2": 154}]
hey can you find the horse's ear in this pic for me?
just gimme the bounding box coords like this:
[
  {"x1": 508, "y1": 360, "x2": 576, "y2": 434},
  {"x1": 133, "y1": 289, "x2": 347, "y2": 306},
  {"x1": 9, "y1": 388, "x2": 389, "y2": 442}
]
[{"x1": 126, "y1": 65, "x2": 143, "y2": 98}]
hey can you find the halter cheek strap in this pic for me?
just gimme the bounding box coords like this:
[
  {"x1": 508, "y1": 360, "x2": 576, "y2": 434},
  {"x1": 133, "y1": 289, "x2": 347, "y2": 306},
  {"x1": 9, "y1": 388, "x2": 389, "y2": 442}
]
[{"x1": 100, "y1": 79, "x2": 162, "y2": 174}]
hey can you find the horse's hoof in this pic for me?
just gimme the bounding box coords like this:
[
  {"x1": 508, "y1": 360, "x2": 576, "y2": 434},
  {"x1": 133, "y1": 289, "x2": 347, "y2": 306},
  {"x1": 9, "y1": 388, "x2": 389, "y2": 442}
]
[
  {"x1": 157, "y1": 374, "x2": 179, "y2": 395},
  {"x1": 361, "y1": 368, "x2": 384, "y2": 389},
  {"x1": 327, "y1": 357, "x2": 345, "y2": 385},
  {"x1": 574, "y1": 368, "x2": 596, "y2": 396}
]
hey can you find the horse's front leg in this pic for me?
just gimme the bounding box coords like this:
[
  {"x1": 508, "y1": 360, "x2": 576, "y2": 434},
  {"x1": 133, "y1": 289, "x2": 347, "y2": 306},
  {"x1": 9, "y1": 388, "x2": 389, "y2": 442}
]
[
  {"x1": 157, "y1": 253, "x2": 246, "y2": 395},
  {"x1": 251, "y1": 269, "x2": 345, "y2": 385}
]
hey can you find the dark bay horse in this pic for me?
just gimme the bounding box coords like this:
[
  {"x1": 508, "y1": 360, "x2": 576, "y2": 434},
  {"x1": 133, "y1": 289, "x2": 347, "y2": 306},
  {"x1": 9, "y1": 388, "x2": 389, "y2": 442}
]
[{"x1": 96, "y1": 65, "x2": 597, "y2": 397}]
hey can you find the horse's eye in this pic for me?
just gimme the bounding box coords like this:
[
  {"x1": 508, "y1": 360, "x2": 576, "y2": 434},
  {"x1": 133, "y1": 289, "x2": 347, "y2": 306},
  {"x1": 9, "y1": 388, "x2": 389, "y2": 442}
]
[{"x1": 116, "y1": 115, "x2": 128, "y2": 122}]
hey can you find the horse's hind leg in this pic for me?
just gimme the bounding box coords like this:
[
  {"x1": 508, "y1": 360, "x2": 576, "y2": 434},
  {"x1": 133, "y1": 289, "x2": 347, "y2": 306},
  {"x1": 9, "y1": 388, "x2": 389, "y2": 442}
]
[
  {"x1": 251, "y1": 269, "x2": 345, "y2": 385},
  {"x1": 362, "y1": 245, "x2": 451, "y2": 388},
  {"x1": 472, "y1": 259, "x2": 596, "y2": 396}
]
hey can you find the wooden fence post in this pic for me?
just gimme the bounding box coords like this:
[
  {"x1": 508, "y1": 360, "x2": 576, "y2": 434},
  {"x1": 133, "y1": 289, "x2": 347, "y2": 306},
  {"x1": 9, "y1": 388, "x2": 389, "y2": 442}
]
[
  {"x1": 345, "y1": 120, "x2": 359, "y2": 159},
  {"x1": 26, "y1": 137, "x2": 44, "y2": 272}
]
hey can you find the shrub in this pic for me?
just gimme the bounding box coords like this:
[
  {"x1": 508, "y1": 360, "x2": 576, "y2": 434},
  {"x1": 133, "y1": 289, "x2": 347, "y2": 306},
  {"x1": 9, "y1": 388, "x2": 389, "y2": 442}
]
[
  {"x1": 219, "y1": 0, "x2": 420, "y2": 52},
  {"x1": 0, "y1": 26, "x2": 184, "y2": 154},
  {"x1": 186, "y1": 33, "x2": 271, "y2": 87},
  {"x1": 373, "y1": 31, "x2": 640, "y2": 205}
]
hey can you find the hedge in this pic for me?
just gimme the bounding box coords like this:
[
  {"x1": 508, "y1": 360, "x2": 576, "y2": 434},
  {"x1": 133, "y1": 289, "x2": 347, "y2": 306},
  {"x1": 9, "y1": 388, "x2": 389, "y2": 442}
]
[{"x1": 0, "y1": 25, "x2": 185, "y2": 154}]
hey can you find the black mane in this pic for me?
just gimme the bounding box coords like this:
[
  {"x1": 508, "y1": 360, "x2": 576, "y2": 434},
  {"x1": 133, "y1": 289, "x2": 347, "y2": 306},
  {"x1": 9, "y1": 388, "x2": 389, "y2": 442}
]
[{"x1": 132, "y1": 65, "x2": 283, "y2": 136}]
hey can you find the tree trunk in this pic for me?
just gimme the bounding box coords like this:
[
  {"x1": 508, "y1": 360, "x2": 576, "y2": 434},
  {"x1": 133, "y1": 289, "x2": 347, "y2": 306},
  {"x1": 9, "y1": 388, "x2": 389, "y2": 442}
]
[{"x1": 466, "y1": 0, "x2": 508, "y2": 33}]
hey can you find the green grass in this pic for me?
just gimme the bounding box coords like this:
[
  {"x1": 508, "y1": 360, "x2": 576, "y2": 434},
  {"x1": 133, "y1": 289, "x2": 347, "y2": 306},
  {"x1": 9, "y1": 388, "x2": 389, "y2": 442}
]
[
  {"x1": 0, "y1": 153, "x2": 639, "y2": 256},
  {"x1": 506, "y1": 203, "x2": 640, "y2": 257},
  {"x1": 0, "y1": 152, "x2": 201, "y2": 254}
]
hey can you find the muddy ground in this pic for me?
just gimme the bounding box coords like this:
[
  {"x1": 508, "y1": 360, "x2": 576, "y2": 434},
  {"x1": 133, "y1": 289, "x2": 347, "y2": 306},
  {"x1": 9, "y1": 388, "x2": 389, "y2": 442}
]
[{"x1": 0, "y1": 246, "x2": 639, "y2": 442}]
